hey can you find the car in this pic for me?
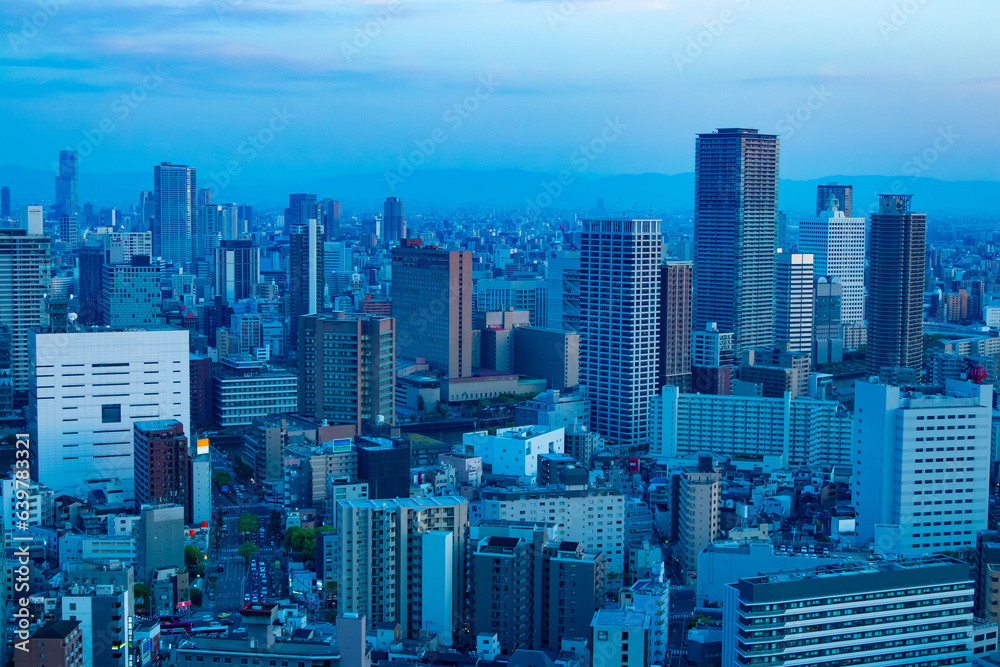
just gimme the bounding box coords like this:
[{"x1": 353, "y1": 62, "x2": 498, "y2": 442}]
[
  {"x1": 244, "y1": 594, "x2": 250, "y2": 601},
  {"x1": 233, "y1": 628, "x2": 247, "y2": 636},
  {"x1": 217, "y1": 565, "x2": 225, "y2": 572}
]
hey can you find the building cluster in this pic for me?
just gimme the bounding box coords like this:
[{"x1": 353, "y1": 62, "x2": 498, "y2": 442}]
[{"x1": 1, "y1": 129, "x2": 1000, "y2": 667}]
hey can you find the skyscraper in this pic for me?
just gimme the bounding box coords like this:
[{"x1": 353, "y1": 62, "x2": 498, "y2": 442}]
[
  {"x1": 0, "y1": 229, "x2": 50, "y2": 392},
  {"x1": 774, "y1": 249, "x2": 814, "y2": 354},
  {"x1": 55, "y1": 150, "x2": 79, "y2": 218},
  {"x1": 102, "y1": 256, "x2": 163, "y2": 327},
  {"x1": 284, "y1": 193, "x2": 318, "y2": 236},
  {"x1": 866, "y1": 194, "x2": 926, "y2": 374},
  {"x1": 815, "y1": 181, "x2": 853, "y2": 217},
  {"x1": 382, "y1": 197, "x2": 405, "y2": 243},
  {"x1": 693, "y1": 128, "x2": 779, "y2": 356},
  {"x1": 391, "y1": 243, "x2": 472, "y2": 378},
  {"x1": 658, "y1": 261, "x2": 693, "y2": 391},
  {"x1": 799, "y1": 189, "x2": 866, "y2": 325},
  {"x1": 153, "y1": 162, "x2": 197, "y2": 267},
  {"x1": 215, "y1": 239, "x2": 260, "y2": 303},
  {"x1": 298, "y1": 312, "x2": 396, "y2": 432},
  {"x1": 813, "y1": 276, "x2": 843, "y2": 365},
  {"x1": 133, "y1": 419, "x2": 189, "y2": 508},
  {"x1": 320, "y1": 198, "x2": 340, "y2": 241},
  {"x1": 289, "y1": 218, "x2": 324, "y2": 353},
  {"x1": 0, "y1": 186, "x2": 10, "y2": 219},
  {"x1": 59, "y1": 215, "x2": 78, "y2": 251},
  {"x1": 579, "y1": 218, "x2": 661, "y2": 448}
]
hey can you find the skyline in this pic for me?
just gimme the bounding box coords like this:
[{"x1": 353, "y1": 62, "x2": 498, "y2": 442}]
[{"x1": 2, "y1": 0, "x2": 998, "y2": 189}]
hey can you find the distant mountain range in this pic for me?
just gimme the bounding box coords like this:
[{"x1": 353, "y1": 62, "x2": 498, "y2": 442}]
[{"x1": 1, "y1": 164, "x2": 997, "y2": 216}]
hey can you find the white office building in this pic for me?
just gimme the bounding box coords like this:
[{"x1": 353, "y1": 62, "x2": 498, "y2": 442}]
[
  {"x1": 650, "y1": 385, "x2": 851, "y2": 467},
  {"x1": 463, "y1": 425, "x2": 564, "y2": 480},
  {"x1": 28, "y1": 326, "x2": 191, "y2": 503},
  {"x1": 853, "y1": 380, "x2": 992, "y2": 555},
  {"x1": 799, "y1": 208, "x2": 866, "y2": 325},
  {"x1": 476, "y1": 278, "x2": 549, "y2": 327},
  {"x1": 775, "y1": 249, "x2": 814, "y2": 354},
  {"x1": 0, "y1": 476, "x2": 53, "y2": 545}
]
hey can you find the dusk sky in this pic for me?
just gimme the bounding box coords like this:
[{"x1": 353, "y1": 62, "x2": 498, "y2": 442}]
[{"x1": 3, "y1": 0, "x2": 998, "y2": 184}]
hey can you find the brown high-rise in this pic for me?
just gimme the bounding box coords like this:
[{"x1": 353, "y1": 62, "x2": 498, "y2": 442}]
[
  {"x1": 134, "y1": 419, "x2": 189, "y2": 508},
  {"x1": 659, "y1": 262, "x2": 692, "y2": 391},
  {"x1": 866, "y1": 194, "x2": 925, "y2": 374},
  {"x1": 391, "y1": 244, "x2": 472, "y2": 378}
]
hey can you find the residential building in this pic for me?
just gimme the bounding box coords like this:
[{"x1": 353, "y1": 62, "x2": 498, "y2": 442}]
[
  {"x1": 591, "y1": 609, "x2": 650, "y2": 667},
  {"x1": 0, "y1": 229, "x2": 51, "y2": 391},
  {"x1": 61, "y1": 583, "x2": 128, "y2": 667},
  {"x1": 677, "y1": 456, "x2": 721, "y2": 575},
  {"x1": 16, "y1": 620, "x2": 84, "y2": 667},
  {"x1": 133, "y1": 419, "x2": 188, "y2": 508},
  {"x1": 153, "y1": 162, "x2": 196, "y2": 267},
  {"x1": 659, "y1": 261, "x2": 693, "y2": 391}
]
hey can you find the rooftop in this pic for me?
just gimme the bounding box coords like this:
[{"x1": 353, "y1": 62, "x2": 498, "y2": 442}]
[
  {"x1": 32, "y1": 620, "x2": 80, "y2": 640},
  {"x1": 338, "y1": 496, "x2": 467, "y2": 509},
  {"x1": 591, "y1": 609, "x2": 651, "y2": 629}
]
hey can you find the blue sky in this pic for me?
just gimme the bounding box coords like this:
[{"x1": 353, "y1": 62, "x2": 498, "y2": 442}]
[{"x1": 2, "y1": 0, "x2": 998, "y2": 183}]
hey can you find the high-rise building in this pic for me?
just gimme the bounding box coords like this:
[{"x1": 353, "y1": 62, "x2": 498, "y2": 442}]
[
  {"x1": 298, "y1": 312, "x2": 395, "y2": 432},
  {"x1": 0, "y1": 229, "x2": 51, "y2": 391},
  {"x1": 722, "y1": 555, "x2": 979, "y2": 667},
  {"x1": 215, "y1": 239, "x2": 260, "y2": 303},
  {"x1": 284, "y1": 193, "x2": 318, "y2": 236},
  {"x1": 0, "y1": 186, "x2": 10, "y2": 219},
  {"x1": 102, "y1": 256, "x2": 162, "y2": 327},
  {"x1": 774, "y1": 249, "x2": 814, "y2": 354},
  {"x1": 133, "y1": 419, "x2": 189, "y2": 508},
  {"x1": 814, "y1": 276, "x2": 843, "y2": 365},
  {"x1": 677, "y1": 456, "x2": 720, "y2": 574},
  {"x1": 153, "y1": 162, "x2": 197, "y2": 267},
  {"x1": 17, "y1": 620, "x2": 84, "y2": 667},
  {"x1": 334, "y1": 497, "x2": 468, "y2": 645},
  {"x1": 510, "y1": 327, "x2": 580, "y2": 391},
  {"x1": 138, "y1": 191, "x2": 154, "y2": 230},
  {"x1": 852, "y1": 380, "x2": 991, "y2": 555},
  {"x1": 591, "y1": 609, "x2": 651, "y2": 667},
  {"x1": 544, "y1": 251, "x2": 581, "y2": 332},
  {"x1": 28, "y1": 326, "x2": 191, "y2": 503},
  {"x1": 579, "y1": 218, "x2": 661, "y2": 448},
  {"x1": 55, "y1": 150, "x2": 79, "y2": 218},
  {"x1": 799, "y1": 203, "x2": 866, "y2": 326},
  {"x1": 355, "y1": 437, "x2": 410, "y2": 499},
  {"x1": 693, "y1": 128, "x2": 779, "y2": 355},
  {"x1": 477, "y1": 278, "x2": 549, "y2": 327},
  {"x1": 289, "y1": 219, "x2": 324, "y2": 354},
  {"x1": 58, "y1": 215, "x2": 79, "y2": 250},
  {"x1": 866, "y1": 194, "x2": 926, "y2": 374},
  {"x1": 136, "y1": 504, "x2": 185, "y2": 583},
  {"x1": 659, "y1": 261, "x2": 693, "y2": 391},
  {"x1": 382, "y1": 197, "x2": 405, "y2": 243},
  {"x1": 391, "y1": 244, "x2": 472, "y2": 378},
  {"x1": 815, "y1": 181, "x2": 853, "y2": 217},
  {"x1": 320, "y1": 199, "x2": 340, "y2": 241}
]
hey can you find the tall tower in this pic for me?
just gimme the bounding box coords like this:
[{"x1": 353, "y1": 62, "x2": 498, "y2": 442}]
[
  {"x1": 215, "y1": 239, "x2": 260, "y2": 303},
  {"x1": 775, "y1": 249, "x2": 814, "y2": 354},
  {"x1": 867, "y1": 194, "x2": 925, "y2": 374},
  {"x1": 284, "y1": 193, "x2": 318, "y2": 236},
  {"x1": 799, "y1": 193, "x2": 866, "y2": 326},
  {"x1": 382, "y1": 197, "x2": 405, "y2": 243},
  {"x1": 289, "y1": 218, "x2": 324, "y2": 354},
  {"x1": 0, "y1": 229, "x2": 51, "y2": 392},
  {"x1": 579, "y1": 218, "x2": 661, "y2": 448},
  {"x1": 153, "y1": 162, "x2": 197, "y2": 267},
  {"x1": 55, "y1": 150, "x2": 79, "y2": 218},
  {"x1": 321, "y1": 198, "x2": 341, "y2": 241},
  {"x1": 658, "y1": 261, "x2": 692, "y2": 391},
  {"x1": 816, "y1": 181, "x2": 853, "y2": 217},
  {"x1": 0, "y1": 186, "x2": 10, "y2": 219},
  {"x1": 693, "y1": 128, "x2": 779, "y2": 356}
]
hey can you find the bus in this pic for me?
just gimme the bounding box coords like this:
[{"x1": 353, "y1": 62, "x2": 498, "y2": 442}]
[{"x1": 160, "y1": 621, "x2": 192, "y2": 635}]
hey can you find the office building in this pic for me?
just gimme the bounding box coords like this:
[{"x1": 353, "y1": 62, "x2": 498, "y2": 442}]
[
  {"x1": 355, "y1": 436, "x2": 410, "y2": 499},
  {"x1": 0, "y1": 229, "x2": 51, "y2": 391},
  {"x1": 298, "y1": 312, "x2": 395, "y2": 432},
  {"x1": 59, "y1": 214, "x2": 79, "y2": 250},
  {"x1": 738, "y1": 348, "x2": 809, "y2": 399},
  {"x1": 511, "y1": 327, "x2": 579, "y2": 391},
  {"x1": 659, "y1": 261, "x2": 693, "y2": 390},
  {"x1": 464, "y1": 425, "x2": 565, "y2": 480},
  {"x1": 815, "y1": 181, "x2": 853, "y2": 217},
  {"x1": 579, "y1": 218, "x2": 661, "y2": 448},
  {"x1": 650, "y1": 384, "x2": 851, "y2": 466},
  {"x1": 470, "y1": 522, "x2": 606, "y2": 654},
  {"x1": 133, "y1": 419, "x2": 188, "y2": 508},
  {"x1": 775, "y1": 249, "x2": 814, "y2": 354},
  {"x1": 211, "y1": 355, "x2": 297, "y2": 426},
  {"x1": 544, "y1": 251, "x2": 582, "y2": 332},
  {"x1": 799, "y1": 205, "x2": 866, "y2": 326},
  {"x1": 215, "y1": 239, "x2": 260, "y2": 303},
  {"x1": 17, "y1": 620, "x2": 84, "y2": 667},
  {"x1": 284, "y1": 193, "x2": 318, "y2": 236},
  {"x1": 0, "y1": 186, "x2": 9, "y2": 218},
  {"x1": 814, "y1": 276, "x2": 844, "y2": 365},
  {"x1": 102, "y1": 256, "x2": 162, "y2": 327},
  {"x1": 480, "y1": 485, "x2": 626, "y2": 573},
  {"x1": 28, "y1": 326, "x2": 190, "y2": 502},
  {"x1": 392, "y1": 243, "x2": 473, "y2": 378},
  {"x1": 55, "y1": 149, "x2": 79, "y2": 217},
  {"x1": 320, "y1": 198, "x2": 340, "y2": 241},
  {"x1": 690, "y1": 321, "x2": 734, "y2": 395},
  {"x1": 853, "y1": 380, "x2": 992, "y2": 554},
  {"x1": 334, "y1": 497, "x2": 468, "y2": 645},
  {"x1": 694, "y1": 128, "x2": 779, "y2": 355},
  {"x1": 722, "y1": 555, "x2": 977, "y2": 667},
  {"x1": 136, "y1": 504, "x2": 184, "y2": 584},
  {"x1": 289, "y1": 219, "x2": 324, "y2": 354},
  {"x1": 867, "y1": 194, "x2": 926, "y2": 374},
  {"x1": 382, "y1": 196, "x2": 405, "y2": 243},
  {"x1": 477, "y1": 278, "x2": 549, "y2": 327},
  {"x1": 152, "y1": 162, "x2": 196, "y2": 267}
]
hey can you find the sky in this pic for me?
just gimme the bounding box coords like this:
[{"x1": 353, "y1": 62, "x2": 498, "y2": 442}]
[{"x1": 2, "y1": 0, "x2": 999, "y2": 185}]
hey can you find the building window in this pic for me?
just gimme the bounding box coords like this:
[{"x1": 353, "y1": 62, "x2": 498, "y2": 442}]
[
  {"x1": 598, "y1": 631, "x2": 608, "y2": 641},
  {"x1": 102, "y1": 404, "x2": 122, "y2": 423}
]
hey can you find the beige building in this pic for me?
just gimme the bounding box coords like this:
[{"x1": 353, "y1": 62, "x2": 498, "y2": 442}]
[{"x1": 677, "y1": 456, "x2": 721, "y2": 577}]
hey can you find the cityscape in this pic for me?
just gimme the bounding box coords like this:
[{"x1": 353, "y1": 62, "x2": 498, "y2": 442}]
[{"x1": 2, "y1": 2, "x2": 1000, "y2": 667}]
